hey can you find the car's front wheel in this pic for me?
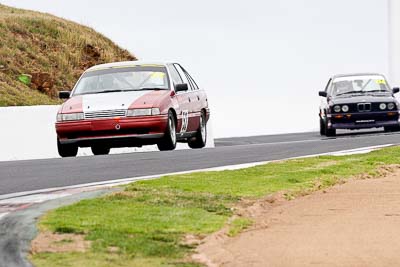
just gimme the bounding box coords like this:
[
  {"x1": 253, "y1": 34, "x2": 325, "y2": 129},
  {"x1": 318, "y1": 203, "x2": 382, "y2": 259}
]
[
  {"x1": 57, "y1": 139, "x2": 78, "y2": 158},
  {"x1": 319, "y1": 118, "x2": 326, "y2": 136},
  {"x1": 384, "y1": 126, "x2": 400, "y2": 132},
  {"x1": 157, "y1": 111, "x2": 177, "y2": 151},
  {"x1": 91, "y1": 146, "x2": 110, "y2": 155},
  {"x1": 188, "y1": 112, "x2": 207, "y2": 149},
  {"x1": 325, "y1": 126, "x2": 336, "y2": 137}
]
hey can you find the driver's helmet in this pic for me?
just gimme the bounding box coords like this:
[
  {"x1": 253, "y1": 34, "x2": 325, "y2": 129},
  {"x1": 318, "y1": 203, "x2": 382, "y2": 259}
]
[{"x1": 334, "y1": 80, "x2": 353, "y2": 94}]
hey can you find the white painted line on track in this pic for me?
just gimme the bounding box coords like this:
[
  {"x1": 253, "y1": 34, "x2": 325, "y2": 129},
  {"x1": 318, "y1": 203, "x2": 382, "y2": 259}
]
[
  {"x1": 217, "y1": 138, "x2": 322, "y2": 148},
  {"x1": 0, "y1": 193, "x2": 71, "y2": 205},
  {"x1": 0, "y1": 144, "x2": 394, "y2": 204},
  {"x1": 329, "y1": 145, "x2": 394, "y2": 156},
  {"x1": 217, "y1": 132, "x2": 400, "y2": 149}
]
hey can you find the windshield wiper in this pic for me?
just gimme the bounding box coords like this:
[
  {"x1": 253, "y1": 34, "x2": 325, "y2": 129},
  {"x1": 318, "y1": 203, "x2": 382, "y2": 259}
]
[
  {"x1": 135, "y1": 88, "x2": 168, "y2": 91},
  {"x1": 85, "y1": 89, "x2": 124, "y2": 94},
  {"x1": 365, "y1": 90, "x2": 389, "y2": 93},
  {"x1": 335, "y1": 91, "x2": 364, "y2": 97}
]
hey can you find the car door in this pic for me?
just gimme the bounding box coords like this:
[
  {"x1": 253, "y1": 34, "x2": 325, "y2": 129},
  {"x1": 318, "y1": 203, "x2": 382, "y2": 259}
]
[
  {"x1": 173, "y1": 63, "x2": 199, "y2": 133},
  {"x1": 182, "y1": 67, "x2": 207, "y2": 118},
  {"x1": 167, "y1": 64, "x2": 192, "y2": 134}
]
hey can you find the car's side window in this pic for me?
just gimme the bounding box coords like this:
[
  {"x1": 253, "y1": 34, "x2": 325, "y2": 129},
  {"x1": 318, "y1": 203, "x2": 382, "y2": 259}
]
[
  {"x1": 184, "y1": 70, "x2": 199, "y2": 90},
  {"x1": 168, "y1": 64, "x2": 183, "y2": 87},
  {"x1": 174, "y1": 64, "x2": 194, "y2": 91}
]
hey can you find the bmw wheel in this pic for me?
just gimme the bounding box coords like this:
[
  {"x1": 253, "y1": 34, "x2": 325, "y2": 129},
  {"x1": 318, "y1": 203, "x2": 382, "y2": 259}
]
[
  {"x1": 325, "y1": 121, "x2": 336, "y2": 137},
  {"x1": 319, "y1": 118, "x2": 326, "y2": 136},
  {"x1": 157, "y1": 111, "x2": 177, "y2": 151}
]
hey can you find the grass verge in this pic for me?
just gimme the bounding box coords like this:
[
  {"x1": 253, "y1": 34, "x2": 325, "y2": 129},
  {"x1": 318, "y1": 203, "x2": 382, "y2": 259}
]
[{"x1": 31, "y1": 146, "x2": 400, "y2": 266}]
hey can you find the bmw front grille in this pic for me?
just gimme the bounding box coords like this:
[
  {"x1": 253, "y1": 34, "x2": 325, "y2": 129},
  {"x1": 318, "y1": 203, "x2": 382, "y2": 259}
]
[{"x1": 357, "y1": 103, "x2": 371, "y2": 112}]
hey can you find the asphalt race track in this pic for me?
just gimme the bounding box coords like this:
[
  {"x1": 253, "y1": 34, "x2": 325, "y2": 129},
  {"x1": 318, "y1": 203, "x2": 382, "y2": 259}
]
[{"x1": 1, "y1": 130, "x2": 400, "y2": 195}]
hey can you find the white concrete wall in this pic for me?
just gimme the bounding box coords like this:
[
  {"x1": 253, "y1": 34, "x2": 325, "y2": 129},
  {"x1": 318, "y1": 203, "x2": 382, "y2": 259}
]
[
  {"x1": 389, "y1": 0, "x2": 400, "y2": 86},
  {"x1": 0, "y1": 105, "x2": 214, "y2": 161}
]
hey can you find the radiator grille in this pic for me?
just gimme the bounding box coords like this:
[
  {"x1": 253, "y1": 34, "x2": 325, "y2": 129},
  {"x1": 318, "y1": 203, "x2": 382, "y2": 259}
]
[
  {"x1": 357, "y1": 103, "x2": 371, "y2": 112},
  {"x1": 84, "y1": 109, "x2": 126, "y2": 119}
]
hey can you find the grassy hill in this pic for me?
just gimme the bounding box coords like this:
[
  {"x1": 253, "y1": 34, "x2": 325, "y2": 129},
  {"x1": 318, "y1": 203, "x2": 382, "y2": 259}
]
[{"x1": 0, "y1": 4, "x2": 137, "y2": 106}]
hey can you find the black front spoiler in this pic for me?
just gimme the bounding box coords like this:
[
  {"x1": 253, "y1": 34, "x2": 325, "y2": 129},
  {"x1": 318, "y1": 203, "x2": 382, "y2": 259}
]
[{"x1": 59, "y1": 133, "x2": 164, "y2": 148}]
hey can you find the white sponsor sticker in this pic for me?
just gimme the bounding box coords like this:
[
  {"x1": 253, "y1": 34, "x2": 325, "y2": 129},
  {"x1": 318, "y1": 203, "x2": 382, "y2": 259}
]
[{"x1": 181, "y1": 110, "x2": 189, "y2": 133}]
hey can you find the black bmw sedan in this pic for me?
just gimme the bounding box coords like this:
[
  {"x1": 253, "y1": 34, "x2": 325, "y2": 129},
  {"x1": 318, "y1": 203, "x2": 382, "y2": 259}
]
[{"x1": 319, "y1": 73, "x2": 400, "y2": 136}]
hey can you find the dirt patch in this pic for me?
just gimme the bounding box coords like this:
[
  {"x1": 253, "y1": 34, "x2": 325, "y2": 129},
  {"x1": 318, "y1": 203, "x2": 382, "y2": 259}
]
[
  {"x1": 31, "y1": 231, "x2": 90, "y2": 254},
  {"x1": 30, "y1": 72, "x2": 56, "y2": 97},
  {"x1": 193, "y1": 165, "x2": 400, "y2": 267}
]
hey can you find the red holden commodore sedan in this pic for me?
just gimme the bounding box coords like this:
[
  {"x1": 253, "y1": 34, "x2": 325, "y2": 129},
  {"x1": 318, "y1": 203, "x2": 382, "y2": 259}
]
[{"x1": 56, "y1": 61, "x2": 210, "y2": 157}]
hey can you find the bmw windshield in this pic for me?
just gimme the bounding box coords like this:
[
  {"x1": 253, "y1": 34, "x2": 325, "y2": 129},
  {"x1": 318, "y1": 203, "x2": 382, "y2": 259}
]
[
  {"x1": 331, "y1": 75, "x2": 390, "y2": 97},
  {"x1": 73, "y1": 66, "x2": 170, "y2": 96}
]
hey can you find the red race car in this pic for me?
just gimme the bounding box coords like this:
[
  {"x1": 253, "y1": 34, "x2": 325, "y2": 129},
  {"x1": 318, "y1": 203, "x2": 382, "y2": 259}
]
[{"x1": 56, "y1": 62, "x2": 210, "y2": 157}]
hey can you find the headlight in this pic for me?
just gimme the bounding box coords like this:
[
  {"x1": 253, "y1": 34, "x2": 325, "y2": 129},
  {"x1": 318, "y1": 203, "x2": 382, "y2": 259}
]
[
  {"x1": 342, "y1": 105, "x2": 349, "y2": 112},
  {"x1": 333, "y1": 105, "x2": 341, "y2": 113},
  {"x1": 126, "y1": 108, "x2": 161, "y2": 117},
  {"x1": 379, "y1": 103, "x2": 387, "y2": 110},
  {"x1": 388, "y1": 103, "x2": 396, "y2": 110},
  {"x1": 57, "y1": 113, "x2": 84, "y2": 122}
]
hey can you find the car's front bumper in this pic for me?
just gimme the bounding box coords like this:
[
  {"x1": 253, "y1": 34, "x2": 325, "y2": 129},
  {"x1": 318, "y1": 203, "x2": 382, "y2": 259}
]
[
  {"x1": 56, "y1": 115, "x2": 168, "y2": 147},
  {"x1": 328, "y1": 111, "x2": 400, "y2": 130}
]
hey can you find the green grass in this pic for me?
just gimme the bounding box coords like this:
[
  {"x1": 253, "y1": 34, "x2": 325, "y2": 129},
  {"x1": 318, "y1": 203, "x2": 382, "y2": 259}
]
[
  {"x1": 227, "y1": 218, "x2": 253, "y2": 237},
  {"x1": 31, "y1": 146, "x2": 400, "y2": 266}
]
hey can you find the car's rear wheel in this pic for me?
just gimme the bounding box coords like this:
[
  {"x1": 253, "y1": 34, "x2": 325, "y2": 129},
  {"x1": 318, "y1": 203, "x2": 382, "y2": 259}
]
[
  {"x1": 57, "y1": 139, "x2": 78, "y2": 158},
  {"x1": 91, "y1": 146, "x2": 110, "y2": 155},
  {"x1": 157, "y1": 111, "x2": 177, "y2": 151},
  {"x1": 188, "y1": 111, "x2": 207, "y2": 149}
]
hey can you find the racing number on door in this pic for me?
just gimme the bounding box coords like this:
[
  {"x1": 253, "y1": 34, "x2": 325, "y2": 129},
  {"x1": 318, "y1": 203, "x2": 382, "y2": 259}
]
[{"x1": 181, "y1": 110, "x2": 189, "y2": 133}]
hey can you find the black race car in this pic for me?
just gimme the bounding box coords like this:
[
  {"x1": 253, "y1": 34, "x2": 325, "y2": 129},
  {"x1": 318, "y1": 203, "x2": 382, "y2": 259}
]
[{"x1": 319, "y1": 73, "x2": 400, "y2": 136}]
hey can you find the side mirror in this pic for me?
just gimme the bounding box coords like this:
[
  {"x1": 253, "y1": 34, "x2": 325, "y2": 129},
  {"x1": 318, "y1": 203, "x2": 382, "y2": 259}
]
[
  {"x1": 319, "y1": 91, "x2": 327, "y2": 97},
  {"x1": 393, "y1": 87, "x2": 400, "y2": 94},
  {"x1": 175, "y1": 83, "x2": 189, "y2": 92},
  {"x1": 59, "y1": 91, "x2": 71, "y2": 99}
]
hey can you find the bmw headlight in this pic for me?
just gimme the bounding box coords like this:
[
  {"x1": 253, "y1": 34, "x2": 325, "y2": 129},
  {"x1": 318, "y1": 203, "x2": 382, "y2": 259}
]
[
  {"x1": 388, "y1": 103, "x2": 396, "y2": 110},
  {"x1": 57, "y1": 113, "x2": 84, "y2": 122},
  {"x1": 379, "y1": 103, "x2": 387, "y2": 110},
  {"x1": 126, "y1": 108, "x2": 160, "y2": 117},
  {"x1": 342, "y1": 105, "x2": 349, "y2": 112},
  {"x1": 333, "y1": 105, "x2": 341, "y2": 113}
]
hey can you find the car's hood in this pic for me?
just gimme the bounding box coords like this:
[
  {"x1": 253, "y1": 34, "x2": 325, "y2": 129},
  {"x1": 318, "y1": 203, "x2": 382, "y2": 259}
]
[
  {"x1": 60, "y1": 90, "x2": 170, "y2": 113},
  {"x1": 330, "y1": 94, "x2": 395, "y2": 105}
]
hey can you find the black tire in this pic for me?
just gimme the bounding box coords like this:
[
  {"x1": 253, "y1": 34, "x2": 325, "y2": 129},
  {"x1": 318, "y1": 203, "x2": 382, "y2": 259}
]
[
  {"x1": 325, "y1": 127, "x2": 336, "y2": 137},
  {"x1": 91, "y1": 146, "x2": 110, "y2": 155},
  {"x1": 57, "y1": 139, "x2": 78, "y2": 158},
  {"x1": 384, "y1": 126, "x2": 393, "y2": 132},
  {"x1": 385, "y1": 126, "x2": 400, "y2": 132},
  {"x1": 157, "y1": 111, "x2": 177, "y2": 151},
  {"x1": 188, "y1": 111, "x2": 207, "y2": 149},
  {"x1": 319, "y1": 118, "x2": 326, "y2": 136}
]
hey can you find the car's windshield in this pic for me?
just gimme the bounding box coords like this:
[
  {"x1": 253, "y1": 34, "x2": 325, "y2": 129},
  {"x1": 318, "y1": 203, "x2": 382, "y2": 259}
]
[
  {"x1": 331, "y1": 75, "x2": 390, "y2": 96},
  {"x1": 73, "y1": 66, "x2": 170, "y2": 95}
]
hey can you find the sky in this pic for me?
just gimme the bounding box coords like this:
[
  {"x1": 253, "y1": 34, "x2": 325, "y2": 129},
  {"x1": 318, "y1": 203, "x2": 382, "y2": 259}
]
[{"x1": 0, "y1": 0, "x2": 390, "y2": 137}]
